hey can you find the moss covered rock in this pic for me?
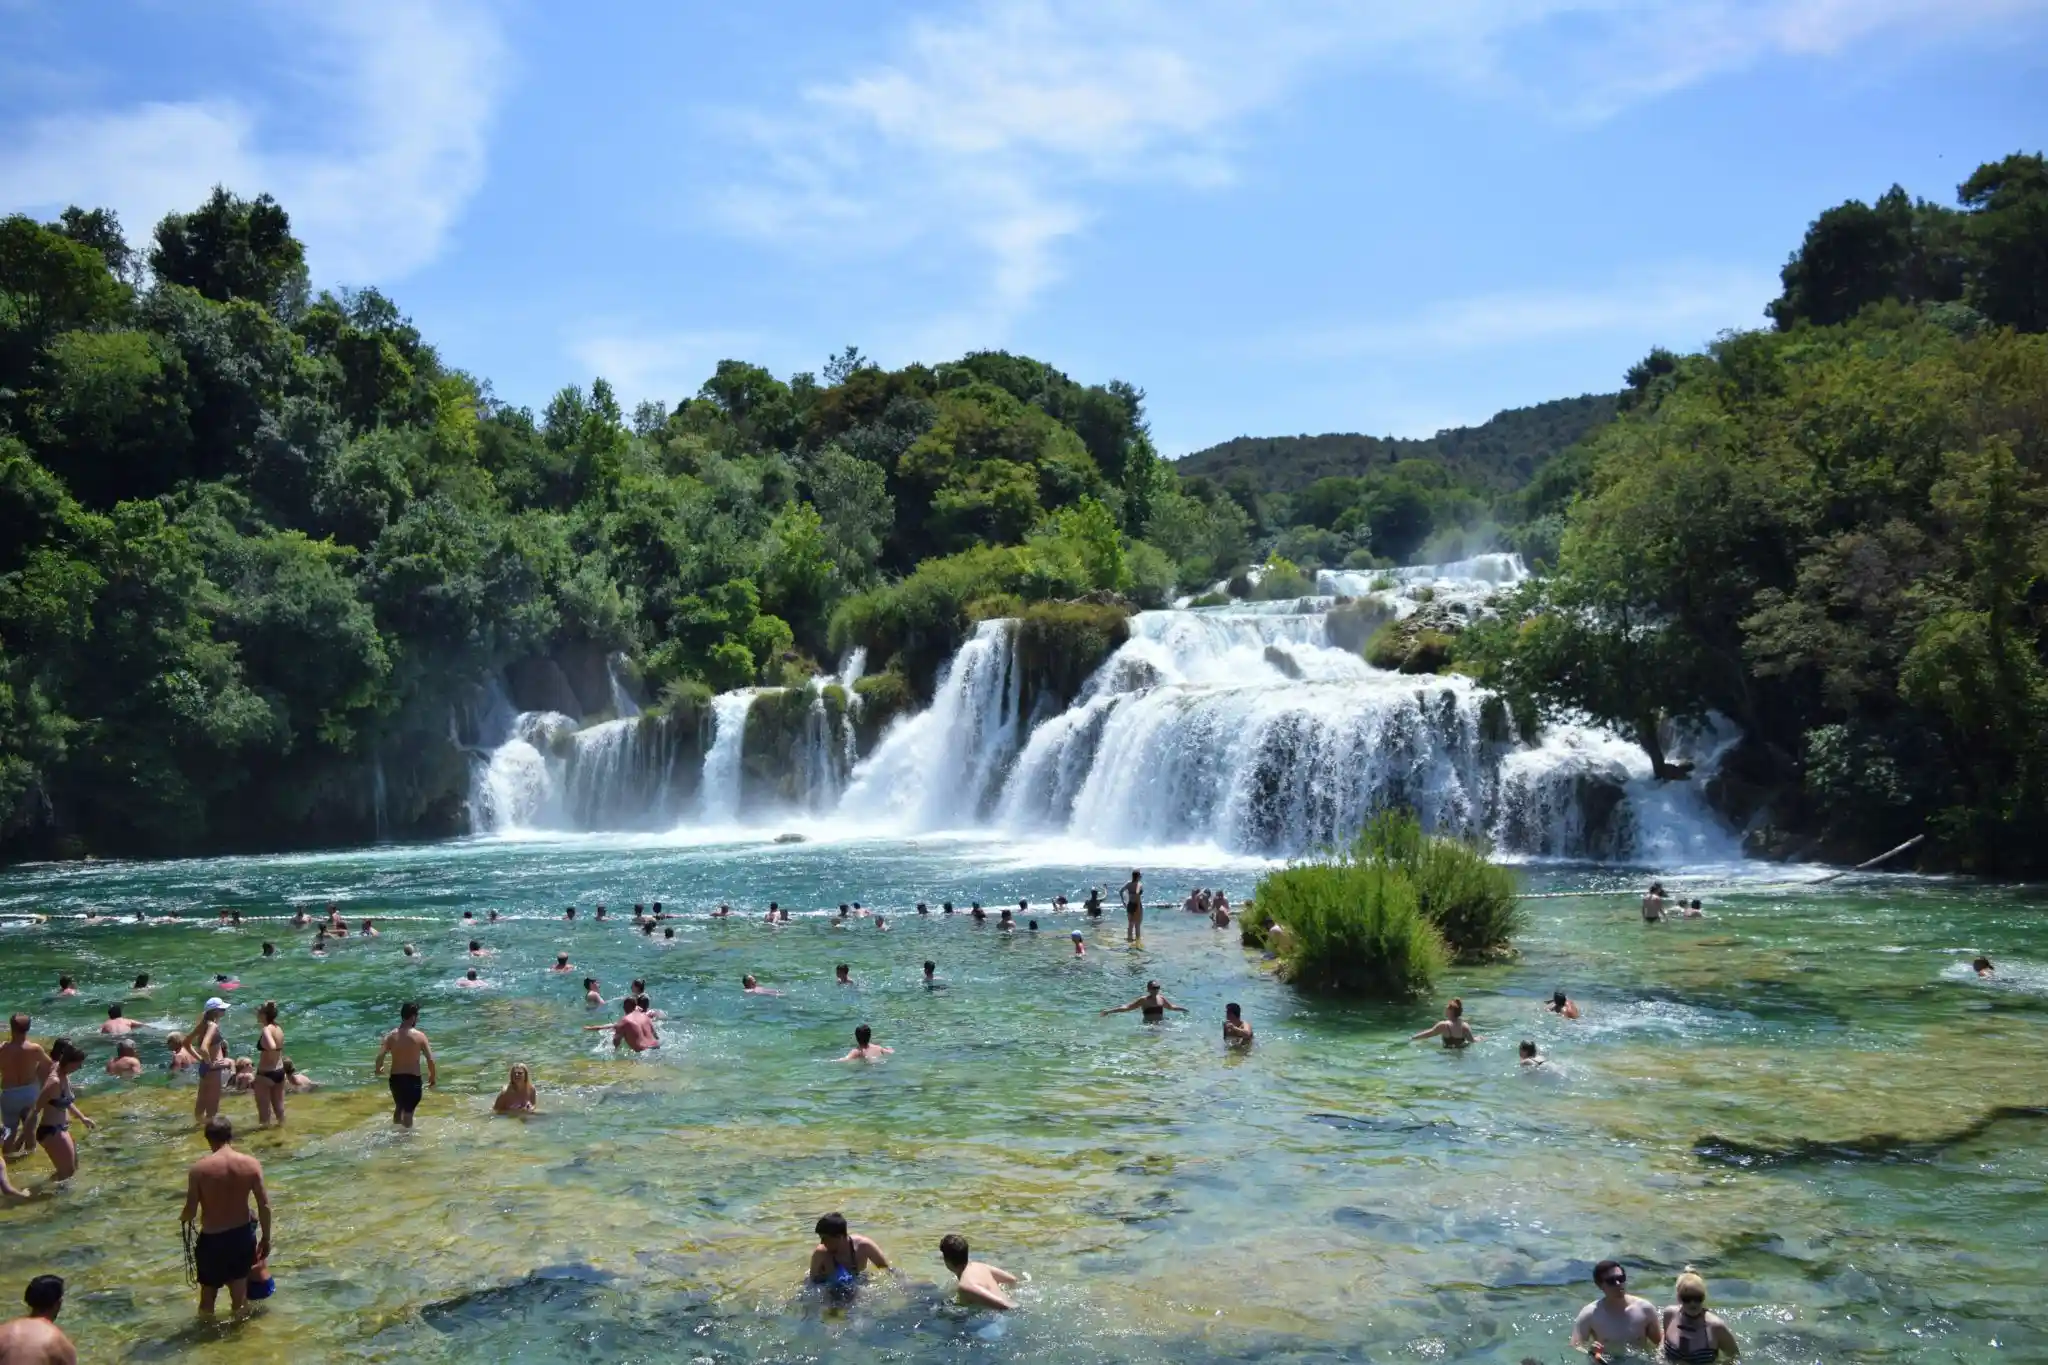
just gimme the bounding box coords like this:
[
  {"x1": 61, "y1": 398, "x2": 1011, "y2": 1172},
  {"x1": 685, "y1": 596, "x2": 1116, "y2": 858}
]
[
  {"x1": 1013, "y1": 601, "x2": 1131, "y2": 714},
  {"x1": 1364, "y1": 605, "x2": 1465, "y2": 674},
  {"x1": 852, "y1": 668, "x2": 915, "y2": 753}
]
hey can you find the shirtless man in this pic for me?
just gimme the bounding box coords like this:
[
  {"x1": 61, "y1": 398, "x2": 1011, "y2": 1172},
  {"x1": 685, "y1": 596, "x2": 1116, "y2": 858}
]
[
  {"x1": 584, "y1": 1000, "x2": 659, "y2": 1052},
  {"x1": 457, "y1": 969, "x2": 486, "y2": 989},
  {"x1": 1640, "y1": 883, "x2": 1667, "y2": 924},
  {"x1": 99, "y1": 1004, "x2": 138, "y2": 1037},
  {"x1": 741, "y1": 975, "x2": 781, "y2": 996},
  {"x1": 106, "y1": 1040, "x2": 144, "y2": 1077},
  {"x1": 1120, "y1": 870, "x2": 1144, "y2": 942},
  {"x1": 583, "y1": 978, "x2": 604, "y2": 1007},
  {"x1": 1223, "y1": 1002, "x2": 1253, "y2": 1046},
  {"x1": 54, "y1": 978, "x2": 76, "y2": 999},
  {"x1": 0, "y1": 1276, "x2": 74, "y2": 1363},
  {"x1": 373, "y1": 1003, "x2": 436, "y2": 1127},
  {"x1": 551, "y1": 952, "x2": 572, "y2": 973},
  {"x1": 1548, "y1": 990, "x2": 1582, "y2": 1020},
  {"x1": 180, "y1": 1117, "x2": 272, "y2": 1317},
  {"x1": 838, "y1": 1024, "x2": 892, "y2": 1061},
  {"x1": 939, "y1": 1234, "x2": 1018, "y2": 1310},
  {"x1": 1571, "y1": 1260, "x2": 1660, "y2": 1360},
  {"x1": 808, "y1": 1212, "x2": 889, "y2": 1285},
  {"x1": 1, "y1": 1017, "x2": 50, "y2": 1157}
]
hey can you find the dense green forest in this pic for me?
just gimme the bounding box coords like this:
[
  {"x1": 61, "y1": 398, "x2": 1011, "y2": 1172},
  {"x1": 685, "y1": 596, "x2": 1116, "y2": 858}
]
[{"x1": 1, "y1": 150, "x2": 2044, "y2": 868}]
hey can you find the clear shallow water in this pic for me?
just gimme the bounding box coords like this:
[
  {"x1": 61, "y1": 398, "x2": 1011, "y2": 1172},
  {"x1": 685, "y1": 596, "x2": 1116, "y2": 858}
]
[{"x1": 1, "y1": 833, "x2": 2045, "y2": 1363}]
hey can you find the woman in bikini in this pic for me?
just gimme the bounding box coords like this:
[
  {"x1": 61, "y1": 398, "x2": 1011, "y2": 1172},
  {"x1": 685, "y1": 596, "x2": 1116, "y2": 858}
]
[
  {"x1": 189, "y1": 998, "x2": 232, "y2": 1125},
  {"x1": 253, "y1": 1001, "x2": 287, "y2": 1127},
  {"x1": 493, "y1": 1063, "x2": 538, "y2": 1114},
  {"x1": 31, "y1": 1039, "x2": 94, "y2": 1181},
  {"x1": 1659, "y1": 1269, "x2": 1740, "y2": 1362},
  {"x1": 1411, "y1": 998, "x2": 1479, "y2": 1047},
  {"x1": 1101, "y1": 981, "x2": 1186, "y2": 1023}
]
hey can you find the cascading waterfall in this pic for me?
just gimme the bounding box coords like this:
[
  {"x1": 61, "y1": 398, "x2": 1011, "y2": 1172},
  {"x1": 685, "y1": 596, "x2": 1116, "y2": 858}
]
[
  {"x1": 697, "y1": 691, "x2": 756, "y2": 822},
  {"x1": 606, "y1": 653, "x2": 641, "y2": 718},
  {"x1": 458, "y1": 553, "x2": 1739, "y2": 860},
  {"x1": 371, "y1": 755, "x2": 390, "y2": 843}
]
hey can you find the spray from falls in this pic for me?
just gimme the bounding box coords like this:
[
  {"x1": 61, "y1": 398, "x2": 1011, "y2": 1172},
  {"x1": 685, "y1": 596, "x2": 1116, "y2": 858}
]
[{"x1": 697, "y1": 692, "x2": 756, "y2": 822}]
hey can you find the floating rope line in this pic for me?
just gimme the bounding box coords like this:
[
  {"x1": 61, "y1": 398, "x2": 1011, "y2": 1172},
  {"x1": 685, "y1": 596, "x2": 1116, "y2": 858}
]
[{"x1": 1513, "y1": 834, "x2": 1926, "y2": 900}]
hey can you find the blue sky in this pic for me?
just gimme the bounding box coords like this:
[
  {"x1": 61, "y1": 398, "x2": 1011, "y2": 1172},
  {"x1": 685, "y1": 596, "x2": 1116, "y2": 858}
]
[{"x1": 2, "y1": 2, "x2": 2043, "y2": 454}]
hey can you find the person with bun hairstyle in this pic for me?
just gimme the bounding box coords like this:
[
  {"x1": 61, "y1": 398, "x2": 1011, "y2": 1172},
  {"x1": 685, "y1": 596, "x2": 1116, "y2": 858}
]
[
  {"x1": 1411, "y1": 999, "x2": 1478, "y2": 1047},
  {"x1": 1659, "y1": 1268, "x2": 1740, "y2": 1362},
  {"x1": 253, "y1": 1002, "x2": 286, "y2": 1127}
]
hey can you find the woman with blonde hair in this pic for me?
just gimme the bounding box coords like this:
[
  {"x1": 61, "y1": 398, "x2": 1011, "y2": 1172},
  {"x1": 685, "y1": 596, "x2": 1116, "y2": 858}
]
[
  {"x1": 493, "y1": 1063, "x2": 538, "y2": 1114},
  {"x1": 1660, "y1": 1268, "x2": 1740, "y2": 1362}
]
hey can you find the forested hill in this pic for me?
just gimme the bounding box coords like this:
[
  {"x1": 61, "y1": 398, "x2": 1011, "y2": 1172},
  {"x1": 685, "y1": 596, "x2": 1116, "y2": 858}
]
[{"x1": 1174, "y1": 393, "x2": 1618, "y2": 494}]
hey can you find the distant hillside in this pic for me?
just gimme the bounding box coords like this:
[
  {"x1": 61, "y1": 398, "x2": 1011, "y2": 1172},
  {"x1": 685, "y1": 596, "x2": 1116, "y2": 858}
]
[{"x1": 1176, "y1": 393, "x2": 1619, "y2": 493}]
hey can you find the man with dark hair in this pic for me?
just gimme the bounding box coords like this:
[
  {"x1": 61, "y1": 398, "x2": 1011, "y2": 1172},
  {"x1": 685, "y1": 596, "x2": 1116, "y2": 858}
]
[
  {"x1": 0, "y1": 1274, "x2": 74, "y2": 1362},
  {"x1": 373, "y1": 1003, "x2": 435, "y2": 1127},
  {"x1": 938, "y1": 1233, "x2": 1017, "y2": 1310},
  {"x1": 1571, "y1": 1260, "x2": 1659, "y2": 1360},
  {"x1": 808, "y1": 1212, "x2": 889, "y2": 1285},
  {"x1": 0, "y1": 1015, "x2": 49, "y2": 1157},
  {"x1": 181, "y1": 1117, "x2": 271, "y2": 1317}
]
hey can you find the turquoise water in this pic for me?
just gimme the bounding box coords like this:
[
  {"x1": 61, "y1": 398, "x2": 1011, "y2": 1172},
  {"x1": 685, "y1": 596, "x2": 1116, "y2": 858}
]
[{"x1": 0, "y1": 832, "x2": 2044, "y2": 1363}]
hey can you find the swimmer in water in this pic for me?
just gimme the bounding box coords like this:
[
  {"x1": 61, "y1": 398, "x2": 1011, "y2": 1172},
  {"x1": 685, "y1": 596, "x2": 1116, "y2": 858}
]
[
  {"x1": 742, "y1": 975, "x2": 781, "y2": 996},
  {"x1": 1680, "y1": 898, "x2": 1704, "y2": 918},
  {"x1": 165, "y1": 1033, "x2": 199, "y2": 1072},
  {"x1": 839, "y1": 1024, "x2": 892, "y2": 1062},
  {"x1": 582, "y1": 1000, "x2": 659, "y2": 1052},
  {"x1": 488, "y1": 910, "x2": 499, "y2": 923},
  {"x1": 1519, "y1": 1040, "x2": 1544, "y2": 1067},
  {"x1": 923, "y1": 961, "x2": 939, "y2": 988},
  {"x1": 998, "y1": 908, "x2": 1014, "y2": 932},
  {"x1": 1973, "y1": 956, "x2": 1995, "y2": 978},
  {"x1": 1102, "y1": 981, "x2": 1185, "y2": 1022},
  {"x1": 551, "y1": 952, "x2": 572, "y2": 973},
  {"x1": 403, "y1": 944, "x2": 417, "y2": 957},
  {"x1": 663, "y1": 926, "x2": 675, "y2": 940},
  {"x1": 876, "y1": 916, "x2": 889, "y2": 932},
  {"x1": 107, "y1": 1039, "x2": 144, "y2": 1077},
  {"x1": 1411, "y1": 998, "x2": 1478, "y2": 1047},
  {"x1": 1572, "y1": 1259, "x2": 1660, "y2": 1361},
  {"x1": 468, "y1": 939, "x2": 489, "y2": 957},
  {"x1": 1641, "y1": 882, "x2": 1668, "y2": 923},
  {"x1": 1223, "y1": 1002, "x2": 1253, "y2": 1046},
  {"x1": 373, "y1": 1002, "x2": 436, "y2": 1127},
  {"x1": 360, "y1": 919, "x2": 378, "y2": 937},
  {"x1": 132, "y1": 974, "x2": 151, "y2": 994},
  {"x1": 310, "y1": 931, "x2": 326, "y2": 956},
  {"x1": 492, "y1": 1063, "x2": 538, "y2": 1115},
  {"x1": 564, "y1": 906, "x2": 577, "y2": 921},
  {"x1": 261, "y1": 942, "x2": 275, "y2": 958},
  {"x1": 916, "y1": 903, "x2": 929, "y2": 916},
  {"x1": 809, "y1": 1212, "x2": 889, "y2": 1286},
  {"x1": 583, "y1": 978, "x2": 604, "y2": 1006},
  {"x1": 282, "y1": 1060, "x2": 316, "y2": 1091},
  {"x1": 99, "y1": 1004, "x2": 137, "y2": 1037},
  {"x1": 1071, "y1": 930, "x2": 1086, "y2": 957},
  {"x1": 939, "y1": 1233, "x2": 1018, "y2": 1310},
  {"x1": 1658, "y1": 1268, "x2": 1740, "y2": 1364},
  {"x1": 458, "y1": 968, "x2": 485, "y2": 989},
  {"x1": 1548, "y1": 990, "x2": 1582, "y2": 1020},
  {"x1": 835, "y1": 964, "x2": 852, "y2": 986},
  {"x1": 55, "y1": 977, "x2": 76, "y2": 998},
  {"x1": 943, "y1": 902, "x2": 955, "y2": 915}
]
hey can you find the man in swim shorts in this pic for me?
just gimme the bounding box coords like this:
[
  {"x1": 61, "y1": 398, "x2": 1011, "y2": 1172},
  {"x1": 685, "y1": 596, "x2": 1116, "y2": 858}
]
[
  {"x1": 373, "y1": 1002, "x2": 436, "y2": 1127},
  {"x1": 1571, "y1": 1259, "x2": 1660, "y2": 1360},
  {"x1": 0, "y1": 1016, "x2": 50, "y2": 1155},
  {"x1": 809, "y1": 1212, "x2": 889, "y2": 1285},
  {"x1": 181, "y1": 1117, "x2": 272, "y2": 1317}
]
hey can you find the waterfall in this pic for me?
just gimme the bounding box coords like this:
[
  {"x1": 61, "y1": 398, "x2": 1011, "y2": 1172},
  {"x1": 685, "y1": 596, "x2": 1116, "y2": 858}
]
[
  {"x1": 473, "y1": 710, "x2": 576, "y2": 832},
  {"x1": 839, "y1": 619, "x2": 1021, "y2": 828},
  {"x1": 606, "y1": 653, "x2": 641, "y2": 718},
  {"x1": 371, "y1": 755, "x2": 390, "y2": 843},
  {"x1": 697, "y1": 691, "x2": 756, "y2": 822}
]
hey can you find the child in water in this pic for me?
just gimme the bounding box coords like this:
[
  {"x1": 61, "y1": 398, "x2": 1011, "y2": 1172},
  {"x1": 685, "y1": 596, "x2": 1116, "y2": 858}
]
[{"x1": 939, "y1": 1234, "x2": 1018, "y2": 1310}]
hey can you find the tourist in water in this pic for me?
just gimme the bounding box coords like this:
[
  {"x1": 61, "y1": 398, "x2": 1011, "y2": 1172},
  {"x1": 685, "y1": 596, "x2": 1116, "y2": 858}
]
[
  {"x1": 360, "y1": 918, "x2": 379, "y2": 937},
  {"x1": 923, "y1": 961, "x2": 939, "y2": 988},
  {"x1": 1659, "y1": 1269, "x2": 1740, "y2": 1363},
  {"x1": 584, "y1": 999, "x2": 659, "y2": 1052},
  {"x1": 1519, "y1": 1040, "x2": 1544, "y2": 1067},
  {"x1": 226, "y1": 1058, "x2": 256, "y2": 1093},
  {"x1": 1973, "y1": 956, "x2": 1996, "y2": 978},
  {"x1": 106, "y1": 1039, "x2": 143, "y2": 1078},
  {"x1": 310, "y1": 931, "x2": 327, "y2": 956},
  {"x1": 1680, "y1": 899, "x2": 1704, "y2": 919},
  {"x1": 460, "y1": 911, "x2": 473, "y2": 925},
  {"x1": 839, "y1": 1024, "x2": 892, "y2": 1062},
  {"x1": 778, "y1": 908, "x2": 792, "y2": 924},
  {"x1": 564, "y1": 906, "x2": 577, "y2": 921},
  {"x1": 837, "y1": 904, "x2": 852, "y2": 926},
  {"x1": 132, "y1": 974, "x2": 151, "y2": 994},
  {"x1": 0, "y1": 1276, "x2": 73, "y2": 1361},
  {"x1": 293, "y1": 908, "x2": 311, "y2": 927},
  {"x1": 468, "y1": 939, "x2": 490, "y2": 957},
  {"x1": 552, "y1": 952, "x2": 572, "y2": 972},
  {"x1": 943, "y1": 901, "x2": 955, "y2": 915},
  {"x1": 261, "y1": 941, "x2": 275, "y2": 958},
  {"x1": 835, "y1": 964, "x2": 852, "y2": 986},
  {"x1": 663, "y1": 926, "x2": 676, "y2": 940},
  {"x1": 940, "y1": 1233, "x2": 1018, "y2": 1310},
  {"x1": 98, "y1": 1004, "x2": 137, "y2": 1037},
  {"x1": 1121, "y1": 870, "x2": 1144, "y2": 941},
  {"x1": 488, "y1": 909, "x2": 500, "y2": 923},
  {"x1": 182, "y1": 1116, "x2": 272, "y2": 1317},
  {"x1": 54, "y1": 977, "x2": 75, "y2": 999},
  {"x1": 1102, "y1": 981, "x2": 1185, "y2": 1022},
  {"x1": 10, "y1": 1018, "x2": 67, "y2": 1121},
  {"x1": 1223, "y1": 1002, "x2": 1253, "y2": 1046},
  {"x1": 971, "y1": 903, "x2": 986, "y2": 924},
  {"x1": 282, "y1": 1060, "x2": 316, "y2": 1091},
  {"x1": 374, "y1": 1002, "x2": 436, "y2": 1127},
  {"x1": 30, "y1": 1040, "x2": 92, "y2": 1180},
  {"x1": 876, "y1": 915, "x2": 889, "y2": 931},
  {"x1": 1211, "y1": 899, "x2": 1232, "y2": 929},
  {"x1": 583, "y1": 977, "x2": 604, "y2": 1006},
  {"x1": 1071, "y1": 930, "x2": 1086, "y2": 957},
  {"x1": 1053, "y1": 894, "x2": 1069, "y2": 912},
  {"x1": 1549, "y1": 990, "x2": 1582, "y2": 1020},
  {"x1": 403, "y1": 944, "x2": 417, "y2": 958},
  {"x1": 809, "y1": 1212, "x2": 890, "y2": 1286},
  {"x1": 253, "y1": 1002, "x2": 286, "y2": 1127},
  {"x1": 916, "y1": 902, "x2": 929, "y2": 916},
  {"x1": 1411, "y1": 999, "x2": 1478, "y2": 1048},
  {"x1": 165, "y1": 1033, "x2": 198, "y2": 1073},
  {"x1": 1641, "y1": 883, "x2": 1668, "y2": 923},
  {"x1": 1572, "y1": 1260, "x2": 1660, "y2": 1360},
  {"x1": 998, "y1": 908, "x2": 1014, "y2": 931},
  {"x1": 458, "y1": 968, "x2": 485, "y2": 989},
  {"x1": 594, "y1": 905, "x2": 608, "y2": 921},
  {"x1": 493, "y1": 1063, "x2": 538, "y2": 1115},
  {"x1": 1084, "y1": 888, "x2": 1103, "y2": 918},
  {"x1": 742, "y1": 975, "x2": 781, "y2": 996},
  {"x1": 190, "y1": 998, "x2": 232, "y2": 1124}
]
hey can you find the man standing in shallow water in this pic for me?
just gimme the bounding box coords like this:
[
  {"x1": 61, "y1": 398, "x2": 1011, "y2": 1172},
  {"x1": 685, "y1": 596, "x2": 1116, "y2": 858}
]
[
  {"x1": 181, "y1": 1117, "x2": 272, "y2": 1317},
  {"x1": 1571, "y1": 1260, "x2": 1660, "y2": 1360},
  {"x1": 373, "y1": 1002, "x2": 436, "y2": 1127}
]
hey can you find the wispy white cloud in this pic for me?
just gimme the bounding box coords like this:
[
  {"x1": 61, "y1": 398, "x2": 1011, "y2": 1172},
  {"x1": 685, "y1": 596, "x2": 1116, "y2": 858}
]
[
  {"x1": 0, "y1": 0, "x2": 506, "y2": 283},
  {"x1": 716, "y1": 0, "x2": 2040, "y2": 332},
  {"x1": 1282, "y1": 265, "x2": 1778, "y2": 359}
]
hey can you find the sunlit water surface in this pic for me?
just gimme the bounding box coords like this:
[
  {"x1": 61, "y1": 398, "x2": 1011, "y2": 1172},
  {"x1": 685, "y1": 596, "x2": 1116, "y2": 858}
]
[{"x1": 0, "y1": 831, "x2": 2044, "y2": 1363}]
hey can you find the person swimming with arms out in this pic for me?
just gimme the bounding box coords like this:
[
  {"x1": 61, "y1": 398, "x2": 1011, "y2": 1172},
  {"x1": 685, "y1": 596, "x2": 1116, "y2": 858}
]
[
  {"x1": 742, "y1": 975, "x2": 782, "y2": 996},
  {"x1": 99, "y1": 1004, "x2": 138, "y2": 1037},
  {"x1": 1102, "y1": 981, "x2": 1185, "y2": 1023},
  {"x1": 809, "y1": 1212, "x2": 889, "y2": 1288},
  {"x1": 457, "y1": 968, "x2": 486, "y2": 989},
  {"x1": 1411, "y1": 998, "x2": 1478, "y2": 1048},
  {"x1": 1519, "y1": 1040, "x2": 1545, "y2": 1068},
  {"x1": 939, "y1": 1233, "x2": 1018, "y2": 1310},
  {"x1": 839, "y1": 1024, "x2": 892, "y2": 1062},
  {"x1": 1973, "y1": 956, "x2": 1996, "y2": 978},
  {"x1": 1549, "y1": 990, "x2": 1582, "y2": 1020},
  {"x1": 1223, "y1": 1002, "x2": 1253, "y2": 1046},
  {"x1": 492, "y1": 1063, "x2": 538, "y2": 1114},
  {"x1": 583, "y1": 1000, "x2": 660, "y2": 1052}
]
